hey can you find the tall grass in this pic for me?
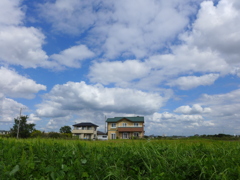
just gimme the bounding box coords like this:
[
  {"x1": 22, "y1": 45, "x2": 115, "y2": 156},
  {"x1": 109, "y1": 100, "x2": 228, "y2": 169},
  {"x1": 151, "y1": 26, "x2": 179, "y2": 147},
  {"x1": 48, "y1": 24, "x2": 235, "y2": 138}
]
[{"x1": 1, "y1": 138, "x2": 240, "y2": 179}]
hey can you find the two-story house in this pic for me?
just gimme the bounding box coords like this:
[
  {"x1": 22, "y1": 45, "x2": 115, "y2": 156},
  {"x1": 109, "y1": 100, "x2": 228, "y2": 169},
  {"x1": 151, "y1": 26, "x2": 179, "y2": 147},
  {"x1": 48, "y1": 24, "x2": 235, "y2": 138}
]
[
  {"x1": 106, "y1": 116, "x2": 144, "y2": 139},
  {"x1": 72, "y1": 122, "x2": 98, "y2": 139}
]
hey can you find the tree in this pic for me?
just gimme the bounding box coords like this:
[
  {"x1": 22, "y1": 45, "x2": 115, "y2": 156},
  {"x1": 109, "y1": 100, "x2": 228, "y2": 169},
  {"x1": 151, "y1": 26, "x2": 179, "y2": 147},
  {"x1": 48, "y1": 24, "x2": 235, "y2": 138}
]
[
  {"x1": 60, "y1": 126, "x2": 71, "y2": 133},
  {"x1": 30, "y1": 130, "x2": 43, "y2": 138},
  {"x1": 10, "y1": 115, "x2": 36, "y2": 138}
]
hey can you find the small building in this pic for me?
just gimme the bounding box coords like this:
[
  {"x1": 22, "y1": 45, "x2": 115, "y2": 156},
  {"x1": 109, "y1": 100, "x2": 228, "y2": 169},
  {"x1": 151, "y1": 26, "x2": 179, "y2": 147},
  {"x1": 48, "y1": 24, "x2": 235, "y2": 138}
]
[
  {"x1": 97, "y1": 131, "x2": 108, "y2": 140},
  {"x1": 72, "y1": 122, "x2": 98, "y2": 139},
  {"x1": 106, "y1": 116, "x2": 144, "y2": 139},
  {"x1": 0, "y1": 130, "x2": 10, "y2": 135}
]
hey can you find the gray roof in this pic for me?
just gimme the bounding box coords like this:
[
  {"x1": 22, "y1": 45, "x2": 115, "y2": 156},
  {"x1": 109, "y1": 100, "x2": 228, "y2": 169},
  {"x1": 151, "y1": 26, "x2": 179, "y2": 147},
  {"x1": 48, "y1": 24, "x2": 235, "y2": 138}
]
[
  {"x1": 106, "y1": 116, "x2": 144, "y2": 122},
  {"x1": 97, "y1": 131, "x2": 107, "y2": 135},
  {"x1": 73, "y1": 122, "x2": 98, "y2": 127}
]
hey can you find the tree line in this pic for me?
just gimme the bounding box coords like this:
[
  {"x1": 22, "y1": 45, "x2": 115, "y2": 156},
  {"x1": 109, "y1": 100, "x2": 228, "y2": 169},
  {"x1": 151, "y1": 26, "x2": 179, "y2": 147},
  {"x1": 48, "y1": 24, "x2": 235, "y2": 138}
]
[{"x1": 4, "y1": 115, "x2": 72, "y2": 138}]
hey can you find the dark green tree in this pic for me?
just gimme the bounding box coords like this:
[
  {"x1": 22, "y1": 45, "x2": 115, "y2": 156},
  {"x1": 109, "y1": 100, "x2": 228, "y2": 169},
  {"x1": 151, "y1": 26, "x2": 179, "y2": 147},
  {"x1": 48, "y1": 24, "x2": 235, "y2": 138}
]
[
  {"x1": 59, "y1": 125, "x2": 71, "y2": 133},
  {"x1": 10, "y1": 115, "x2": 36, "y2": 138}
]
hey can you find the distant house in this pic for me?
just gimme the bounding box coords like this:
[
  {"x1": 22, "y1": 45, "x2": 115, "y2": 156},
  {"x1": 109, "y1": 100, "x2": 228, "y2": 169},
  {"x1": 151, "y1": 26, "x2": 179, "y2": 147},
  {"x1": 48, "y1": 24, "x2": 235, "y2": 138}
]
[
  {"x1": 97, "y1": 131, "x2": 108, "y2": 140},
  {"x1": 72, "y1": 122, "x2": 98, "y2": 139},
  {"x1": 0, "y1": 130, "x2": 10, "y2": 135},
  {"x1": 106, "y1": 116, "x2": 144, "y2": 139}
]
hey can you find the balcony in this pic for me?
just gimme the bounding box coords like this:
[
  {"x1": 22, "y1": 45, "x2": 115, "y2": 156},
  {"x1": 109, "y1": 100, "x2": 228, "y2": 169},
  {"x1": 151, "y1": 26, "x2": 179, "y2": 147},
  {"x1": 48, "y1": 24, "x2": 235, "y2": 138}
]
[
  {"x1": 118, "y1": 125, "x2": 143, "y2": 128},
  {"x1": 118, "y1": 126, "x2": 144, "y2": 132},
  {"x1": 72, "y1": 129, "x2": 95, "y2": 134}
]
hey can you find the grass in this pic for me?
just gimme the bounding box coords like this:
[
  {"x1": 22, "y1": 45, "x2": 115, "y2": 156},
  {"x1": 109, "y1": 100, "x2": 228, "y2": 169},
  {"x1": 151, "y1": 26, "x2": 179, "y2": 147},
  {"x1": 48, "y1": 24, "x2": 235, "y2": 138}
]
[{"x1": 1, "y1": 138, "x2": 240, "y2": 179}]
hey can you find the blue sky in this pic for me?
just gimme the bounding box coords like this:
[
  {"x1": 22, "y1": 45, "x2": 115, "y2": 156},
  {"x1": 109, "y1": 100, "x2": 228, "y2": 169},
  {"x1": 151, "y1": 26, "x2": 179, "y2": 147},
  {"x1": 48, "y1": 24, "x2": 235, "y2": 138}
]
[{"x1": 1, "y1": 0, "x2": 240, "y2": 136}]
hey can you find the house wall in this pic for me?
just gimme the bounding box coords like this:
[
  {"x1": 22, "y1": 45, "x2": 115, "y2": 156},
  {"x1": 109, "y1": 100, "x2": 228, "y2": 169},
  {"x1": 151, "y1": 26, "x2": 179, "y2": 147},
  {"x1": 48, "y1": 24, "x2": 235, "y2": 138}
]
[
  {"x1": 107, "y1": 118, "x2": 144, "y2": 139},
  {"x1": 72, "y1": 126, "x2": 97, "y2": 139},
  {"x1": 97, "y1": 135, "x2": 108, "y2": 140}
]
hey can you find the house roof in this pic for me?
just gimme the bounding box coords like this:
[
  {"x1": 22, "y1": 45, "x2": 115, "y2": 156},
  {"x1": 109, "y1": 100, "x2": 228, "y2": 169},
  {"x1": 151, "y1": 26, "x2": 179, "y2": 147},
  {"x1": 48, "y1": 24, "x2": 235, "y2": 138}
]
[
  {"x1": 97, "y1": 131, "x2": 107, "y2": 135},
  {"x1": 106, "y1": 116, "x2": 144, "y2": 122},
  {"x1": 73, "y1": 122, "x2": 98, "y2": 127}
]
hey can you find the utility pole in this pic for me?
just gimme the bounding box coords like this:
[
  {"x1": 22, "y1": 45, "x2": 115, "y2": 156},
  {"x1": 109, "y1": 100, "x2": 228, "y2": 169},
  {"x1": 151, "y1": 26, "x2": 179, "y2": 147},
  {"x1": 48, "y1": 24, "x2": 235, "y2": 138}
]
[
  {"x1": 105, "y1": 115, "x2": 107, "y2": 133},
  {"x1": 17, "y1": 108, "x2": 24, "y2": 139}
]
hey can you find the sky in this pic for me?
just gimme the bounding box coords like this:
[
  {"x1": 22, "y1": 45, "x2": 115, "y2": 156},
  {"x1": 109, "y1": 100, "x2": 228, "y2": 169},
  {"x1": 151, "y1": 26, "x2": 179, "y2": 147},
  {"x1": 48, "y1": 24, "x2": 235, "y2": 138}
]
[{"x1": 0, "y1": 0, "x2": 240, "y2": 136}]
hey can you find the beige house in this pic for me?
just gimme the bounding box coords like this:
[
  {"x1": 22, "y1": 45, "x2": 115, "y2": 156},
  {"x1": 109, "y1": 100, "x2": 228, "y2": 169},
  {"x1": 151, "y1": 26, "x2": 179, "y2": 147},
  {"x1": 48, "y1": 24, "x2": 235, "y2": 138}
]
[
  {"x1": 72, "y1": 122, "x2": 98, "y2": 139},
  {"x1": 106, "y1": 116, "x2": 144, "y2": 139}
]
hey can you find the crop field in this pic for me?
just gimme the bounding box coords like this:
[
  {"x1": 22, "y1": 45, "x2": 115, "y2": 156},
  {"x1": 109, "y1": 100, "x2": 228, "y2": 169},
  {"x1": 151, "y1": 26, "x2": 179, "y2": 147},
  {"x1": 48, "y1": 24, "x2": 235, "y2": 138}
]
[{"x1": 1, "y1": 138, "x2": 240, "y2": 180}]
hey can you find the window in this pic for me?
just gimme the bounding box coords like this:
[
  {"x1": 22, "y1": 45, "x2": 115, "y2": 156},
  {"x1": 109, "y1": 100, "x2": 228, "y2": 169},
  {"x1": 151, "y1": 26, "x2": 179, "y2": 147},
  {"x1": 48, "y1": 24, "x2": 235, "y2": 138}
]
[
  {"x1": 111, "y1": 123, "x2": 116, "y2": 128},
  {"x1": 111, "y1": 133, "x2": 116, "y2": 139},
  {"x1": 134, "y1": 123, "x2": 139, "y2": 127},
  {"x1": 133, "y1": 132, "x2": 139, "y2": 137},
  {"x1": 82, "y1": 127, "x2": 86, "y2": 130},
  {"x1": 123, "y1": 133, "x2": 129, "y2": 139},
  {"x1": 122, "y1": 123, "x2": 127, "y2": 127},
  {"x1": 87, "y1": 126, "x2": 91, "y2": 130}
]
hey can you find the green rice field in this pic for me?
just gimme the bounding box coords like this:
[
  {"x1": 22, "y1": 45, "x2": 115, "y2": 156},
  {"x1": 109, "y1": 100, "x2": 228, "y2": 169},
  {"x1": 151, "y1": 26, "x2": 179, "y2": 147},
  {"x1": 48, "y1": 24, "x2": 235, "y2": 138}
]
[{"x1": 1, "y1": 138, "x2": 240, "y2": 180}]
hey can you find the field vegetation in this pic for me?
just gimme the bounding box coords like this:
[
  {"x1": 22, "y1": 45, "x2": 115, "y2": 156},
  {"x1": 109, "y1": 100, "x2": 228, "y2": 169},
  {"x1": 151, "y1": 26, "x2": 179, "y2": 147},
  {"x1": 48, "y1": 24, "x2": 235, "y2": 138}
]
[{"x1": 1, "y1": 137, "x2": 240, "y2": 179}]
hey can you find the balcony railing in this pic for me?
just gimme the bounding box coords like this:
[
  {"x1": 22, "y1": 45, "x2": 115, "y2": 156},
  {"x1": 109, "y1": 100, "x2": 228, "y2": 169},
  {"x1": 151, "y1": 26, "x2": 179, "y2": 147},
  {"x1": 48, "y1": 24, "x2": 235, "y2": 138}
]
[
  {"x1": 118, "y1": 127, "x2": 144, "y2": 132},
  {"x1": 72, "y1": 129, "x2": 95, "y2": 134},
  {"x1": 117, "y1": 125, "x2": 143, "y2": 128}
]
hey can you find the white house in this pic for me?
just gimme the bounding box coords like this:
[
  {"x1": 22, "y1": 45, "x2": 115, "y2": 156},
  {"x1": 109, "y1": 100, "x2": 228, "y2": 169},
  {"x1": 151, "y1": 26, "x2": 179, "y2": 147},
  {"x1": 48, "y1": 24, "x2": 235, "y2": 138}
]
[{"x1": 97, "y1": 131, "x2": 108, "y2": 140}]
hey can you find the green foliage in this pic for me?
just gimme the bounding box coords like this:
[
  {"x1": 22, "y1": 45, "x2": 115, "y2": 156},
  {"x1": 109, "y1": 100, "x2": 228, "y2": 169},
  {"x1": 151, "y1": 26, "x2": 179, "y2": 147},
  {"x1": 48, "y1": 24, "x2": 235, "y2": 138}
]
[
  {"x1": 30, "y1": 130, "x2": 43, "y2": 138},
  {"x1": 1, "y1": 138, "x2": 240, "y2": 179},
  {"x1": 9, "y1": 116, "x2": 35, "y2": 138},
  {"x1": 47, "y1": 132, "x2": 61, "y2": 138},
  {"x1": 59, "y1": 126, "x2": 71, "y2": 133}
]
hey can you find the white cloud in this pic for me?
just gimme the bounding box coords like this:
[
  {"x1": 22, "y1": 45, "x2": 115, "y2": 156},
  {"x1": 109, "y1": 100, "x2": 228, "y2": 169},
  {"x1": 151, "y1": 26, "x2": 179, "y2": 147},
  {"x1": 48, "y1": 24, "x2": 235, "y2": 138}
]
[
  {"x1": 89, "y1": 45, "x2": 228, "y2": 90},
  {"x1": 39, "y1": 0, "x2": 97, "y2": 35},
  {"x1": 0, "y1": 0, "x2": 24, "y2": 26},
  {"x1": 0, "y1": 0, "x2": 93, "y2": 69},
  {"x1": 182, "y1": 0, "x2": 240, "y2": 66},
  {"x1": 200, "y1": 89, "x2": 240, "y2": 106},
  {"x1": 174, "y1": 104, "x2": 211, "y2": 114},
  {"x1": 0, "y1": 0, "x2": 53, "y2": 68},
  {"x1": 28, "y1": 113, "x2": 41, "y2": 124},
  {"x1": 51, "y1": 45, "x2": 95, "y2": 68},
  {"x1": 0, "y1": 67, "x2": 46, "y2": 99},
  {"x1": 89, "y1": 60, "x2": 150, "y2": 86},
  {"x1": 145, "y1": 112, "x2": 214, "y2": 135},
  {"x1": 40, "y1": 0, "x2": 197, "y2": 58},
  {"x1": 0, "y1": 26, "x2": 50, "y2": 68},
  {"x1": 36, "y1": 81, "x2": 167, "y2": 118},
  {"x1": 167, "y1": 74, "x2": 219, "y2": 90},
  {"x1": 201, "y1": 90, "x2": 240, "y2": 133},
  {"x1": 0, "y1": 97, "x2": 27, "y2": 123}
]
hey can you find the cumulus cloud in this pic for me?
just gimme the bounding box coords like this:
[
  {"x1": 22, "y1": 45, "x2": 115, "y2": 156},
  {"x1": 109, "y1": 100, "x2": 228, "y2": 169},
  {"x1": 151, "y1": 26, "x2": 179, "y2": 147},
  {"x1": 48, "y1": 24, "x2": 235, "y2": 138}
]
[
  {"x1": 182, "y1": 0, "x2": 240, "y2": 66},
  {"x1": 167, "y1": 74, "x2": 219, "y2": 90},
  {"x1": 174, "y1": 104, "x2": 211, "y2": 114},
  {"x1": 50, "y1": 45, "x2": 95, "y2": 68},
  {"x1": 89, "y1": 45, "x2": 228, "y2": 90},
  {"x1": 0, "y1": 26, "x2": 50, "y2": 68},
  {"x1": 36, "y1": 81, "x2": 167, "y2": 118},
  {"x1": 87, "y1": 0, "x2": 238, "y2": 90},
  {"x1": 0, "y1": 0, "x2": 24, "y2": 26},
  {"x1": 152, "y1": 112, "x2": 204, "y2": 123},
  {"x1": 0, "y1": 0, "x2": 51, "y2": 68},
  {"x1": 144, "y1": 112, "x2": 214, "y2": 135},
  {"x1": 40, "y1": 0, "x2": 197, "y2": 58},
  {"x1": 181, "y1": 89, "x2": 240, "y2": 134},
  {"x1": 200, "y1": 89, "x2": 240, "y2": 106},
  {"x1": 89, "y1": 60, "x2": 150, "y2": 86},
  {"x1": 28, "y1": 113, "x2": 41, "y2": 124},
  {"x1": 0, "y1": 0, "x2": 93, "y2": 69},
  {"x1": 0, "y1": 97, "x2": 27, "y2": 123},
  {"x1": 0, "y1": 67, "x2": 46, "y2": 99}
]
